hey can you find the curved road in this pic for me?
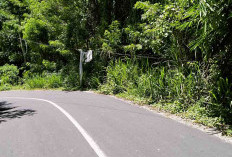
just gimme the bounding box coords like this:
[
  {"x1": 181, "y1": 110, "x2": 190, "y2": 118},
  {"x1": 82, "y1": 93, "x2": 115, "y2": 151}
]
[{"x1": 0, "y1": 90, "x2": 232, "y2": 157}]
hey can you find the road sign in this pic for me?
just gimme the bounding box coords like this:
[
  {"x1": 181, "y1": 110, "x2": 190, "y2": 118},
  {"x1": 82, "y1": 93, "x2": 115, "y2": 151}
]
[{"x1": 85, "y1": 50, "x2": 92, "y2": 63}]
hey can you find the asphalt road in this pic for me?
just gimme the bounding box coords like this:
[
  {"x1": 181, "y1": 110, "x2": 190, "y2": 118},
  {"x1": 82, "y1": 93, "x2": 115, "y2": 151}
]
[{"x1": 0, "y1": 90, "x2": 232, "y2": 157}]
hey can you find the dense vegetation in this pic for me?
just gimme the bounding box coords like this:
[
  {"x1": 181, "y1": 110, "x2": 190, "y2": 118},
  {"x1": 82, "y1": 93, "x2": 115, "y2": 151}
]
[{"x1": 0, "y1": 0, "x2": 232, "y2": 135}]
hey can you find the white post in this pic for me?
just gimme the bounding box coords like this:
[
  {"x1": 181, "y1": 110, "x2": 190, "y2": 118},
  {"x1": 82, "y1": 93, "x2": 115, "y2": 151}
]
[
  {"x1": 79, "y1": 49, "x2": 93, "y2": 87},
  {"x1": 79, "y1": 50, "x2": 84, "y2": 86}
]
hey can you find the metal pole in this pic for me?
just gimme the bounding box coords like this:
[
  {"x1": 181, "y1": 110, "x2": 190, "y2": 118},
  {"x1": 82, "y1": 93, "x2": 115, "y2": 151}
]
[{"x1": 79, "y1": 50, "x2": 83, "y2": 86}]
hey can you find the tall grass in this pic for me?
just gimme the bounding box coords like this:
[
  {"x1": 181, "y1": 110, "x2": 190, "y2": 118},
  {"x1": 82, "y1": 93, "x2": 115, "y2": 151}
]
[
  {"x1": 99, "y1": 58, "x2": 232, "y2": 135},
  {"x1": 24, "y1": 73, "x2": 63, "y2": 89},
  {"x1": 100, "y1": 59, "x2": 141, "y2": 94},
  {"x1": 100, "y1": 59, "x2": 206, "y2": 103}
]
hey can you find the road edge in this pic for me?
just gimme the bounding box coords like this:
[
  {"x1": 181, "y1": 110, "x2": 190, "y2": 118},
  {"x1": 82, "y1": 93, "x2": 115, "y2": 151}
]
[{"x1": 85, "y1": 90, "x2": 232, "y2": 145}]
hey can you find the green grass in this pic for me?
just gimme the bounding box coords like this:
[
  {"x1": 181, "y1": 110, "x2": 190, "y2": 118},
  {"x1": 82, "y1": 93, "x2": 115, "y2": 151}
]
[
  {"x1": 0, "y1": 73, "x2": 64, "y2": 90},
  {"x1": 23, "y1": 73, "x2": 63, "y2": 89},
  {"x1": 98, "y1": 59, "x2": 232, "y2": 136}
]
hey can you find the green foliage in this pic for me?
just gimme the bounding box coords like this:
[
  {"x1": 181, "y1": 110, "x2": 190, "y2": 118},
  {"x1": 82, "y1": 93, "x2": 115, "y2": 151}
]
[
  {"x1": 0, "y1": 84, "x2": 12, "y2": 91},
  {"x1": 102, "y1": 21, "x2": 122, "y2": 55},
  {"x1": 101, "y1": 59, "x2": 206, "y2": 105},
  {"x1": 23, "y1": 18, "x2": 48, "y2": 42},
  {"x1": 184, "y1": 102, "x2": 223, "y2": 128},
  {"x1": 61, "y1": 66, "x2": 80, "y2": 90},
  {"x1": 210, "y1": 77, "x2": 232, "y2": 123},
  {"x1": 42, "y1": 60, "x2": 56, "y2": 72},
  {"x1": 24, "y1": 73, "x2": 62, "y2": 89},
  {"x1": 100, "y1": 59, "x2": 140, "y2": 94},
  {"x1": 0, "y1": 64, "x2": 19, "y2": 85}
]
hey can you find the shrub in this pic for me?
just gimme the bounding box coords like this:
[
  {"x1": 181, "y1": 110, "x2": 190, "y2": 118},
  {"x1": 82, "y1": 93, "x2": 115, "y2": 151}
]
[
  {"x1": 60, "y1": 65, "x2": 80, "y2": 90},
  {"x1": 210, "y1": 77, "x2": 232, "y2": 123},
  {"x1": 0, "y1": 64, "x2": 19, "y2": 85},
  {"x1": 24, "y1": 73, "x2": 62, "y2": 89},
  {"x1": 101, "y1": 59, "x2": 210, "y2": 113},
  {"x1": 100, "y1": 59, "x2": 140, "y2": 94}
]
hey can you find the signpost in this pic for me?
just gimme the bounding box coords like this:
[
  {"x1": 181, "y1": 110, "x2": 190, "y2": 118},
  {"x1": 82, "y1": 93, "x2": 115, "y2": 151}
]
[{"x1": 79, "y1": 49, "x2": 93, "y2": 86}]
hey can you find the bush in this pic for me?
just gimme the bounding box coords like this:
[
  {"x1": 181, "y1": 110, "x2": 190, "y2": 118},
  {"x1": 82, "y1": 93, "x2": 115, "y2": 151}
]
[
  {"x1": 99, "y1": 59, "x2": 140, "y2": 94},
  {"x1": 210, "y1": 77, "x2": 232, "y2": 124},
  {"x1": 0, "y1": 84, "x2": 12, "y2": 91},
  {"x1": 101, "y1": 59, "x2": 207, "y2": 105},
  {"x1": 60, "y1": 65, "x2": 80, "y2": 90},
  {"x1": 24, "y1": 73, "x2": 63, "y2": 89},
  {"x1": 0, "y1": 64, "x2": 19, "y2": 86}
]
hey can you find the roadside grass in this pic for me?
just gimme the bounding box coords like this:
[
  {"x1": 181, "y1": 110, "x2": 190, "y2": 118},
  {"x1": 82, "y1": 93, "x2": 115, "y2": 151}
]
[
  {"x1": 98, "y1": 59, "x2": 232, "y2": 137},
  {"x1": 23, "y1": 73, "x2": 63, "y2": 89},
  {"x1": 0, "y1": 72, "x2": 64, "y2": 91},
  {"x1": 0, "y1": 84, "x2": 64, "y2": 91}
]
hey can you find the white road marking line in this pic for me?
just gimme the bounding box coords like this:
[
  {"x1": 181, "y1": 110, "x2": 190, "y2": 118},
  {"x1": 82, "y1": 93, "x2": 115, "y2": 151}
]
[{"x1": 1, "y1": 97, "x2": 107, "y2": 157}]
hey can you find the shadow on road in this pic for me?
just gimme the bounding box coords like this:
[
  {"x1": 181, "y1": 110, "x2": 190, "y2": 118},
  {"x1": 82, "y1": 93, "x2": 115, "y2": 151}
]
[{"x1": 0, "y1": 101, "x2": 36, "y2": 123}]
